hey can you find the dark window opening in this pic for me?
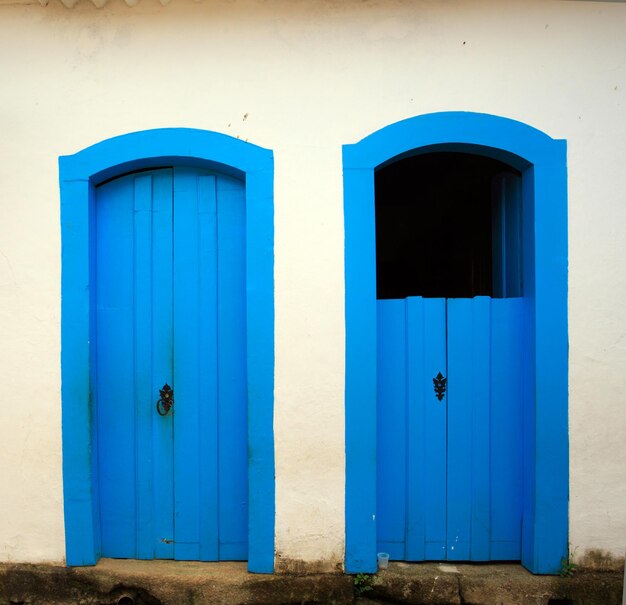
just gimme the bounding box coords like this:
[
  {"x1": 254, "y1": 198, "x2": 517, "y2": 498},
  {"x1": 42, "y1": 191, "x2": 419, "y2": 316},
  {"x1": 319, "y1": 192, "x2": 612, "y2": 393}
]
[{"x1": 375, "y1": 152, "x2": 522, "y2": 300}]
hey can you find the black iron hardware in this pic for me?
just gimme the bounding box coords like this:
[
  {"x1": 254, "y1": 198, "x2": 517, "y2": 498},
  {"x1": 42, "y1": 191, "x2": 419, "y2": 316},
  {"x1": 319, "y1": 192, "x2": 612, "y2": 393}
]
[
  {"x1": 433, "y1": 372, "x2": 447, "y2": 401},
  {"x1": 156, "y1": 383, "x2": 174, "y2": 416}
]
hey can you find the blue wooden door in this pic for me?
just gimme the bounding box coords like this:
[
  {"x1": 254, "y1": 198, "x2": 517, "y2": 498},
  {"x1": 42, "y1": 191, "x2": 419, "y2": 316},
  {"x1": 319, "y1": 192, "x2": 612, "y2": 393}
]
[
  {"x1": 95, "y1": 167, "x2": 247, "y2": 560},
  {"x1": 377, "y1": 296, "x2": 524, "y2": 561}
]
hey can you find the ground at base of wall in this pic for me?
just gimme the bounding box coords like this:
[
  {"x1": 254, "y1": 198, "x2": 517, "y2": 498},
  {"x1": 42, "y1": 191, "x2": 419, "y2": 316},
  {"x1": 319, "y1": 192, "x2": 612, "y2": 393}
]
[
  {"x1": 357, "y1": 562, "x2": 623, "y2": 605},
  {"x1": 0, "y1": 559, "x2": 623, "y2": 605}
]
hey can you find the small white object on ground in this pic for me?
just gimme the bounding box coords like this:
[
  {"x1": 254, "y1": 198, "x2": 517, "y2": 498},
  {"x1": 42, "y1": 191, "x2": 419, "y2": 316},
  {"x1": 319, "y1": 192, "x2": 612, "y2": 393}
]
[{"x1": 377, "y1": 552, "x2": 390, "y2": 570}]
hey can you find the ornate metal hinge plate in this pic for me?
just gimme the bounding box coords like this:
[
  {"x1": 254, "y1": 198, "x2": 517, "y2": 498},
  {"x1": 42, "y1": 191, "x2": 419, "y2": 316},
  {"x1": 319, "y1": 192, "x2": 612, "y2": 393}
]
[
  {"x1": 156, "y1": 383, "x2": 174, "y2": 416},
  {"x1": 433, "y1": 372, "x2": 447, "y2": 401}
]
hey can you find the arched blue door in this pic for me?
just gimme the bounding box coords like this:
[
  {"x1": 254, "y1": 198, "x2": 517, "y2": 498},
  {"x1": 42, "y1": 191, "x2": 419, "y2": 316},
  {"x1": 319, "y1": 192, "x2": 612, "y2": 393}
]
[
  {"x1": 344, "y1": 113, "x2": 568, "y2": 575},
  {"x1": 96, "y1": 167, "x2": 247, "y2": 560}
]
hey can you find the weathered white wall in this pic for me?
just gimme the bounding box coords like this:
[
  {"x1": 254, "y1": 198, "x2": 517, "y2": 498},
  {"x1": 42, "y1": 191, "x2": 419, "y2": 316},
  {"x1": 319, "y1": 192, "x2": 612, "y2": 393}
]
[{"x1": 0, "y1": 0, "x2": 624, "y2": 568}]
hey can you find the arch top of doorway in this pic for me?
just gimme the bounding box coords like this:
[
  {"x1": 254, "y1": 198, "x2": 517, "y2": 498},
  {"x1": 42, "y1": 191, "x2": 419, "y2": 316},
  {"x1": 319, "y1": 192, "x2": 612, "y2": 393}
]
[
  {"x1": 59, "y1": 127, "x2": 273, "y2": 184},
  {"x1": 343, "y1": 111, "x2": 565, "y2": 171}
]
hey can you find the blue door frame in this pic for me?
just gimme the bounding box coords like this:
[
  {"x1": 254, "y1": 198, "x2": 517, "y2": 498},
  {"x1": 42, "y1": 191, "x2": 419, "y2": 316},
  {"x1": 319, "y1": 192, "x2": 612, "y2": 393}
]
[
  {"x1": 344, "y1": 112, "x2": 568, "y2": 574},
  {"x1": 60, "y1": 128, "x2": 275, "y2": 573}
]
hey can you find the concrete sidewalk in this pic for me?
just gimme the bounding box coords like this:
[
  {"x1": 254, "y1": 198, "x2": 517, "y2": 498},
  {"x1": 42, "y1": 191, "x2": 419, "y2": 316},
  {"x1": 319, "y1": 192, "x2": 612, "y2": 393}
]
[{"x1": 0, "y1": 559, "x2": 623, "y2": 605}]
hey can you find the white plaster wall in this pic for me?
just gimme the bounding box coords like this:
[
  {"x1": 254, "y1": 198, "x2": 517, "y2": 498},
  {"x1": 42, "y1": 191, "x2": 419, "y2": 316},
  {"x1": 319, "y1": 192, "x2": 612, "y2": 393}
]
[{"x1": 0, "y1": 0, "x2": 624, "y2": 566}]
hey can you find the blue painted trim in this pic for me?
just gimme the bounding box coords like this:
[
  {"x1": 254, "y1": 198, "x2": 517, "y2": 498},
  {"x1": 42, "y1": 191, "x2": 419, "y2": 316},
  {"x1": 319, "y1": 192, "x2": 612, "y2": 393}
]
[
  {"x1": 343, "y1": 112, "x2": 568, "y2": 574},
  {"x1": 60, "y1": 128, "x2": 275, "y2": 573}
]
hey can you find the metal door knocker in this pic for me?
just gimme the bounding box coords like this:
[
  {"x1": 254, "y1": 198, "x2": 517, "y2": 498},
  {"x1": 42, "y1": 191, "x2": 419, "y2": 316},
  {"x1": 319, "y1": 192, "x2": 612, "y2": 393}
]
[
  {"x1": 433, "y1": 372, "x2": 447, "y2": 401},
  {"x1": 156, "y1": 383, "x2": 174, "y2": 416}
]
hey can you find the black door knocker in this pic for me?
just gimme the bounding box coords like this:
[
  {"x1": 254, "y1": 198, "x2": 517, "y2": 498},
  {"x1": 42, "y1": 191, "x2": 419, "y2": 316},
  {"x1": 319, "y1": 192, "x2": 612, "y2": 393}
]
[
  {"x1": 156, "y1": 383, "x2": 174, "y2": 416},
  {"x1": 433, "y1": 372, "x2": 447, "y2": 401}
]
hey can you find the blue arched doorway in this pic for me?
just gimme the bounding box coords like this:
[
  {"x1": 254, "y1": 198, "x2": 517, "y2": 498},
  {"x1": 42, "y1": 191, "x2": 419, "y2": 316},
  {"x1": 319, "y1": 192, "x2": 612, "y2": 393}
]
[
  {"x1": 343, "y1": 112, "x2": 568, "y2": 574},
  {"x1": 60, "y1": 129, "x2": 275, "y2": 573}
]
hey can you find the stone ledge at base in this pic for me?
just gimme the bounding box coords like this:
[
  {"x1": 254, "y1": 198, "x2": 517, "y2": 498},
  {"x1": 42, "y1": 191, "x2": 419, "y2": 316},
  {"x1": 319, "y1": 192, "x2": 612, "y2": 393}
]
[
  {"x1": 361, "y1": 562, "x2": 624, "y2": 605},
  {"x1": 0, "y1": 560, "x2": 623, "y2": 605},
  {"x1": 0, "y1": 559, "x2": 353, "y2": 605}
]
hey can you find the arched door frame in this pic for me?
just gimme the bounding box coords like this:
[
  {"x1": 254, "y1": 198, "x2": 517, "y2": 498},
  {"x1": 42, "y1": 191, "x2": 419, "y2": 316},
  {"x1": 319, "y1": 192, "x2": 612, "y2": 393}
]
[
  {"x1": 343, "y1": 112, "x2": 568, "y2": 574},
  {"x1": 60, "y1": 128, "x2": 275, "y2": 573}
]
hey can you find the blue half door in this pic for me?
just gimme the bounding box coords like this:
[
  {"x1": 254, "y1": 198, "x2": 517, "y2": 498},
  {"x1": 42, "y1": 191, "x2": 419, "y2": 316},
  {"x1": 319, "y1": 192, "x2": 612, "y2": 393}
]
[
  {"x1": 377, "y1": 296, "x2": 524, "y2": 561},
  {"x1": 95, "y1": 167, "x2": 247, "y2": 560}
]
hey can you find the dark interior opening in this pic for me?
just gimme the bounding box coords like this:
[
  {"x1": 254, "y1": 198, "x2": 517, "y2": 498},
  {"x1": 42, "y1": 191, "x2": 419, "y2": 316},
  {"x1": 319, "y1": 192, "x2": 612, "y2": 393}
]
[{"x1": 375, "y1": 151, "x2": 522, "y2": 300}]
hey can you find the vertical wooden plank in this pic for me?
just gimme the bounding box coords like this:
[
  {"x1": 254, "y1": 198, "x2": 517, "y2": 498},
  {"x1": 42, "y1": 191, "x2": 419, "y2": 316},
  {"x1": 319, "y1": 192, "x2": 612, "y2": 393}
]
[
  {"x1": 217, "y1": 175, "x2": 248, "y2": 560},
  {"x1": 422, "y1": 297, "x2": 448, "y2": 561},
  {"x1": 521, "y1": 168, "x2": 538, "y2": 570},
  {"x1": 504, "y1": 176, "x2": 523, "y2": 297},
  {"x1": 492, "y1": 173, "x2": 523, "y2": 298},
  {"x1": 491, "y1": 176, "x2": 506, "y2": 298},
  {"x1": 490, "y1": 298, "x2": 524, "y2": 559},
  {"x1": 133, "y1": 174, "x2": 155, "y2": 559},
  {"x1": 96, "y1": 175, "x2": 137, "y2": 557},
  {"x1": 405, "y1": 297, "x2": 425, "y2": 561},
  {"x1": 196, "y1": 174, "x2": 219, "y2": 561},
  {"x1": 469, "y1": 297, "x2": 491, "y2": 560},
  {"x1": 446, "y1": 298, "x2": 473, "y2": 561},
  {"x1": 151, "y1": 170, "x2": 175, "y2": 559},
  {"x1": 406, "y1": 297, "x2": 446, "y2": 561},
  {"x1": 172, "y1": 168, "x2": 201, "y2": 560},
  {"x1": 376, "y1": 299, "x2": 406, "y2": 559}
]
